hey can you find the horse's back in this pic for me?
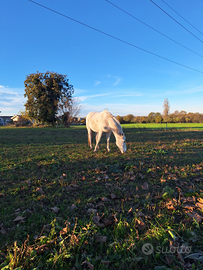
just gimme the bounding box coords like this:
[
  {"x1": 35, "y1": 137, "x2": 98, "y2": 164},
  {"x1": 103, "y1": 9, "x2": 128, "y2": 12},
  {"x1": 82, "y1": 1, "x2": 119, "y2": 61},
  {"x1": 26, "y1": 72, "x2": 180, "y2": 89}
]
[{"x1": 86, "y1": 110, "x2": 113, "y2": 132}]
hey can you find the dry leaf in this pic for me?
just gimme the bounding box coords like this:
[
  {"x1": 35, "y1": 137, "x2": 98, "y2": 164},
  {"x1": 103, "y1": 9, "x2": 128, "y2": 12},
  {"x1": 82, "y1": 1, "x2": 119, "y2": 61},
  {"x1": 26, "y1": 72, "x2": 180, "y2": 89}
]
[
  {"x1": 93, "y1": 213, "x2": 116, "y2": 228},
  {"x1": 70, "y1": 204, "x2": 77, "y2": 211},
  {"x1": 182, "y1": 205, "x2": 194, "y2": 211},
  {"x1": 13, "y1": 216, "x2": 25, "y2": 223},
  {"x1": 165, "y1": 201, "x2": 176, "y2": 211},
  {"x1": 130, "y1": 176, "x2": 135, "y2": 181},
  {"x1": 50, "y1": 207, "x2": 60, "y2": 214},
  {"x1": 110, "y1": 193, "x2": 119, "y2": 199},
  {"x1": 135, "y1": 218, "x2": 146, "y2": 230},
  {"x1": 100, "y1": 197, "x2": 108, "y2": 202},
  {"x1": 81, "y1": 261, "x2": 94, "y2": 270},
  {"x1": 127, "y1": 207, "x2": 133, "y2": 216},
  {"x1": 35, "y1": 244, "x2": 49, "y2": 254},
  {"x1": 95, "y1": 234, "x2": 107, "y2": 243},
  {"x1": 195, "y1": 202, "x2": 203, "y2": 210},
  {"x1": 87, "y1": 208, "x2": 97, "y2": 215},
  {"x1": 36, "y1": 187, "x2": 44, "y2": 194},
  {"x1": 60, "y1": 227, "x2": 68, "y2": 235},
  {"x1": 186, "y1": 211, "x2": 203, "y2": 223},
  {"x1": 141, "y1": 182, "x2": 148, "y2": 190},
  {"x1": 0, "y1": 228, "x2": 6, "y2": 235},
  {"x1": 197, "y1": 198, "x2": 203, "y2": 204},
  {"x1": 182, "y1": 197, "x2": 196, "y2": 204}
]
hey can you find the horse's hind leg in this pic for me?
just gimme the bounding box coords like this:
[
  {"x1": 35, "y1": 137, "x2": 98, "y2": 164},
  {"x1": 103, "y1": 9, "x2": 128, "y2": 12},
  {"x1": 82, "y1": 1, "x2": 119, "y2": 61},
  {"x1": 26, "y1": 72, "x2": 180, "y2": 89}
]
[
  {"x1": 94, "y1": 131, "x2": 102, "y2": 152},
  {"x1": 87, "y1": 128, "x2": 93, "y2": 149},
  {"x1": 106, "y1": 131, "x2": 111, "y2": 152}
]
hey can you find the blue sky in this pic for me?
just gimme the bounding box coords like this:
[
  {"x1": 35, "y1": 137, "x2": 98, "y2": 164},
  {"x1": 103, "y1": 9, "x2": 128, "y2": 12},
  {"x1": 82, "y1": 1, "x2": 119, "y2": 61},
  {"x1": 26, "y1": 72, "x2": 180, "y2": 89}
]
[{"x1": 0, "y1": 0, "x2": 203, "y2": 117}]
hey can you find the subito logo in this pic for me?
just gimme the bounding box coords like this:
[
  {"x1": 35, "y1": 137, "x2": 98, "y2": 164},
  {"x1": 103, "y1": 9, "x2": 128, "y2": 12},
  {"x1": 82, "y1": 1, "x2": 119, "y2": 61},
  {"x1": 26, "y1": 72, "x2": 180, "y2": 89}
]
[{"x1": 142, "y1": 243, "x2": 154, "y2": 255}]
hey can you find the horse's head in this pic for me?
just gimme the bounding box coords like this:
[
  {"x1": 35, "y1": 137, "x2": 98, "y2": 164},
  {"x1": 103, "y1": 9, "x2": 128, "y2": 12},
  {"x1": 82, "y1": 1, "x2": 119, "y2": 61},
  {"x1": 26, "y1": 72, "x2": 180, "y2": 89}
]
[{"x1": 116, "y1": 133, "x2": 127, "y2": 154}]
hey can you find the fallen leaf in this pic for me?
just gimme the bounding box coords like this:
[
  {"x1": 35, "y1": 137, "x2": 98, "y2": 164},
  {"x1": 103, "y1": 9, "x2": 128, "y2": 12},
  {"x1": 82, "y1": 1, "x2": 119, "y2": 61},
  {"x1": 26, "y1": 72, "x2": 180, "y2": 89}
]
[
  {"x1": 182, "y1": 205, "x2": 194, "y2": 211},
  {"x1": 182, "y1": 197, "x2": 196, "y2": 204},
  {"x1": 36, "y1": 187, "x2": 44, "y2": 194},
  {"x1": 70, "y1": 204, "x2": 77, "y2": 211},
  {"x1": 50, "y1": 207, "x2": 60, "y2": 214},
  {"x1": 100, "y1": 197, "x2": 108, "y2": 202},
  {"x1": 197, "y1": 198, "x2": 203, "y2": 204},
  {"x1": 87, "y1": 208, "x2": 97, "y2": 215},
  {"x1": 60, "y1": 227, "x2": 68, "y2": 235},
  {"x1": 93, "y1": 213, "x2": 116, "y2": 228},
  {"x1": 0, "y1": 228, "x2": 6, "y2": 235},
  {"x1": 110, "y1": 193, "x2": 119, "y2": 199},
  {"x1": 13, "y1": 216, "x2": 25, "y2": 223},
  {"x1": 95, "y1": 233, "x2": 107, "y2": 243},
  {"x1": 195, "y1": 202, "x2": 203, "y2": 210},
  {"x1": 186, "y1": 211, "x2": 203, "y2": 223},
  {"x1": 135, "y1": 218, "x2": 146, "y2": 230},
  {"x1": 165, "y1": 201, "x2": 176, "y2": 211},
  {"x1": 141, "y1": 182, "x2": 148, "y2": 190},
  {"x1": 35, "y1": 244, "x2": 49, "y2": 254},
  {"x1": 81, "y1": 261, "x2": 94, "y2": 270},
  {"x1": 127, "y1": 207, "x2": 133, "y2": 216},
  {"x1": 137, "y1": 212, "x2": 145, "y2": 218}
]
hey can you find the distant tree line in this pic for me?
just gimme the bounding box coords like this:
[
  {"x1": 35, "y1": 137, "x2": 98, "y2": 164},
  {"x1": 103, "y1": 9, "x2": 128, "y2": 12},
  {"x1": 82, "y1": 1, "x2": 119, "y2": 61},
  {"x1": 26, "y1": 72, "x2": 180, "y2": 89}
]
[
  {"x1": 117, "y1": 111, "x2": 203, "y2": 124},
  {"x1": 116, "y1": 98, "x2": 203, "y2": 123}
]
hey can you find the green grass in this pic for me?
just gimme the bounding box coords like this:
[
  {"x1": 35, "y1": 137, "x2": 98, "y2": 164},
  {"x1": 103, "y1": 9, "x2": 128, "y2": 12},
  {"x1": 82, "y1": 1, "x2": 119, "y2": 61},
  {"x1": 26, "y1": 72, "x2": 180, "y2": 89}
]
[
  {"x1": 122, "y1": 122, "x2": 203, "y2": 130},
  {"x1": 0, "y1": 126, "x2": 203, "y2": 269}
]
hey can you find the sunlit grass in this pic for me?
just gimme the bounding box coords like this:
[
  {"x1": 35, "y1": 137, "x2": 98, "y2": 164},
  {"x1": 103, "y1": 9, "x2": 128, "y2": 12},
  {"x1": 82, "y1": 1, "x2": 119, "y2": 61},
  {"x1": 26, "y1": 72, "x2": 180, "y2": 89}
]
[{"x1": 0, "y1": 126, "x2": 203, "y2": 269}]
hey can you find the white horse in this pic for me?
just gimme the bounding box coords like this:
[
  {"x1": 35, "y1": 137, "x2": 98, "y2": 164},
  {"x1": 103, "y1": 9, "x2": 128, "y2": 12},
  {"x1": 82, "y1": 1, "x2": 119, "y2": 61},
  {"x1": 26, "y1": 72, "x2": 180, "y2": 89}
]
[{"x1": 86, "y1": 110, "x2": 127, "y2": 153}]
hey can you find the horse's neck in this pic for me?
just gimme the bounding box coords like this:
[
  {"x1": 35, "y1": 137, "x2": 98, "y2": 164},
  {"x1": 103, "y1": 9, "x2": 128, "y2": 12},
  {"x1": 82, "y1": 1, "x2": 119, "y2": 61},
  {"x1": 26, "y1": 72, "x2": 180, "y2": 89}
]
[{"x1": 108, "y1": 117, "x2": 122, "y2": 136}]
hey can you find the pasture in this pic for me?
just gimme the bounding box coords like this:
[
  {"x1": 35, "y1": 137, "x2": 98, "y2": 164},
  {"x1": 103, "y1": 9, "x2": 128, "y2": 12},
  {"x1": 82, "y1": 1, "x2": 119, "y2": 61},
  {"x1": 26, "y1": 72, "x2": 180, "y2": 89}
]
[{"x1": 0, "y1": 125, "x2": 203, "y2": 269}]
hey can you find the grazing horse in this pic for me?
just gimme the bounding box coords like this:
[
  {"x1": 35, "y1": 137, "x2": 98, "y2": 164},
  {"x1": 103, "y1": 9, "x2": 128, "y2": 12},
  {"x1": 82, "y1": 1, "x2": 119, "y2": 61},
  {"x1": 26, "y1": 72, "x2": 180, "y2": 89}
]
[{"x1": 86, "y1": 110, "x2": 127, "y2": 153}]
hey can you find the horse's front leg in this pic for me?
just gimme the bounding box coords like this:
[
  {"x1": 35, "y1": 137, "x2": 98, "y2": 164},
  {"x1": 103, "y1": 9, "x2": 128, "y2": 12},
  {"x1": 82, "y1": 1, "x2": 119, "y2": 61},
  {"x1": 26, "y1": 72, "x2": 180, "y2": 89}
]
[
  {"x1": 94, "y1": 131, "x2": 102, "y2": 152},
  {"x1": 87, "y1": 128, "x2": 93, "y2": 149},
  {"x1": 95, "y1": 133, "x2": 100, "y2": 149},
  {"x1": 106, "y1": 131, "x2": 111, "y2": 152}
]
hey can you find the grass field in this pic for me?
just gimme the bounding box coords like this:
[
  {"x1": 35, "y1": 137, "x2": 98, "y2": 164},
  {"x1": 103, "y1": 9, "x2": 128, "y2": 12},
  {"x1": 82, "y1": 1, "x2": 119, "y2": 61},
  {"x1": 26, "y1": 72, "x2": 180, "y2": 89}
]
[{"x1": 0, "y1": 125, "x2": 203, "y2": 269}]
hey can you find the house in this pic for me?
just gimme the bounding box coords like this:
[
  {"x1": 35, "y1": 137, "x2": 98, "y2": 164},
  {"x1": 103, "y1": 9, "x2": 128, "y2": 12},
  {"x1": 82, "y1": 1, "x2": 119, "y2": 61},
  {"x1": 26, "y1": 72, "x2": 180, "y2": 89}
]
[
  {"x1": 11, "y1": 115, "x2": 26, "y2": 126},
  {"x1": 0, "y1": 116, "x2": 13, "y2": 125},
  {"x1": 0, "y1": 117, "x2": 4, "y2": 125}
]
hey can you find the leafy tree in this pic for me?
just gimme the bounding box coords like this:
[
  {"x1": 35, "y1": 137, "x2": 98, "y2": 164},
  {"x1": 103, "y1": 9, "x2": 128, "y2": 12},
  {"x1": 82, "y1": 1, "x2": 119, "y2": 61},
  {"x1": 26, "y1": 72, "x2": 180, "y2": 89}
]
[
  {"x1": 155, "y1": 114, "x2": 163, "y2": 123},
  {"x1": 123, "y1": 114, "x2": 134, "y2": 123},
  {"x1": 24, "y1": 71, "x2": 74, "y2": 125},
  {"x1": 147, "y1": 112, "x2": 156, "y2": 123},
  {"x1": 116, "y1": 115, "x2": 124, "y2": 124}
]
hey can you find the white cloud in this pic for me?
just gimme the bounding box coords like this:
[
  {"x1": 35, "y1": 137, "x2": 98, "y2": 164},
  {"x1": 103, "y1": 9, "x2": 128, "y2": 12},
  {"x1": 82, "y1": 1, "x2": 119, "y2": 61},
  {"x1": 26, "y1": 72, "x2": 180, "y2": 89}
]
[
  {"x1": 94, "y1": 80, "x2": 101, "y2": 86},
  {"x1": 107, "y1": 75, "x2": 122, "y2": 86},
  {"x1": 0, "y1": 85, "x2": 26, "y2": 115}
]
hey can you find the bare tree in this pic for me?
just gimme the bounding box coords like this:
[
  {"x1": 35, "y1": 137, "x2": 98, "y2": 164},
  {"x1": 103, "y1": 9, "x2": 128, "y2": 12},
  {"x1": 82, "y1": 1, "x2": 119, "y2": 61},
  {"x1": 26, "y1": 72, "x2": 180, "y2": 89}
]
[
  {"x1": 68, "y1": 97, "x2": 83, "y2": 122},
  {"x1": 58, "y1": 97, "x2": 82, "y2": 127},
  {"x1": 163, "y1": 98, "x2": 170, "y2": 117}
]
